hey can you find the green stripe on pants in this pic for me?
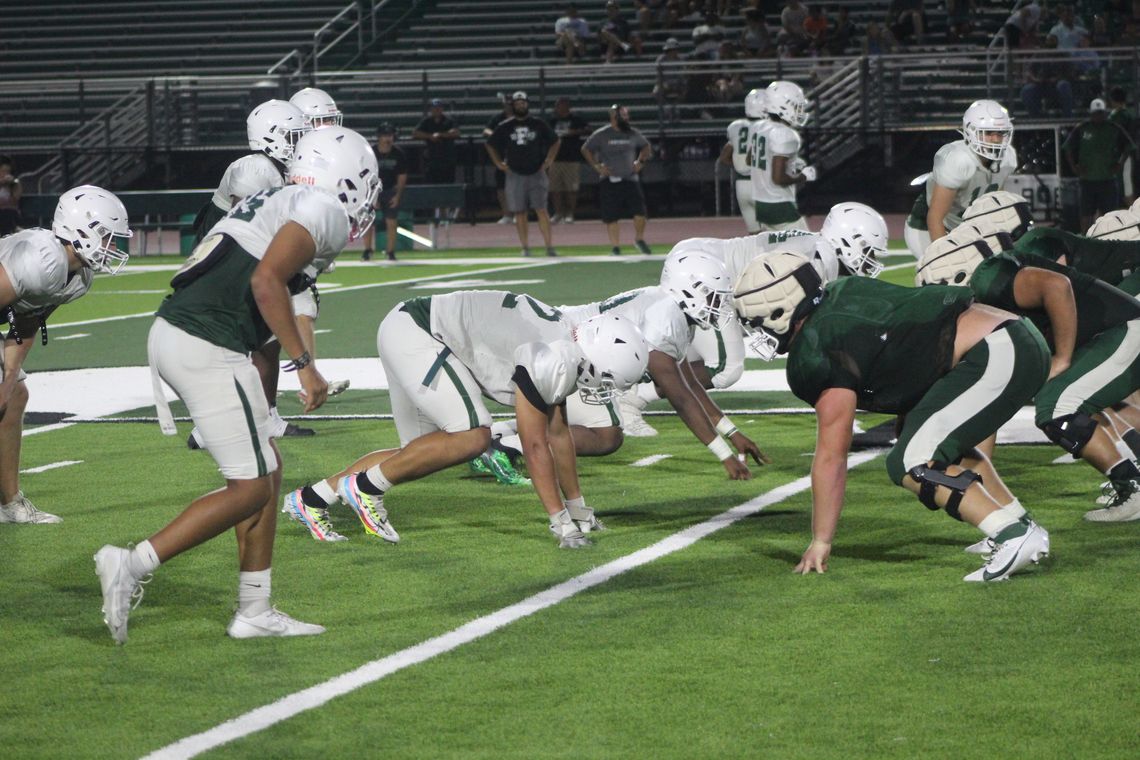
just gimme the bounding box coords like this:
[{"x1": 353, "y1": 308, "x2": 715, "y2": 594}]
[
  {"x1": 440, "y1": 359, "x2": 480, "y2": 429},
  {"x1": 233, "y1": 379, "x2": 268, "y2": 478},
  {"x1": 1035, "y1": 321, "x2": 1140, "y2": 425}
]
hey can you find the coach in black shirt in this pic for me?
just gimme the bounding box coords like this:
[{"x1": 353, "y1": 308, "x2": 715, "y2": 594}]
[
  {"x1": 362, "y1": 122, "x2": 409, "y2": 261},
  {"x1": 486, "y1": 91, "x2": 561, "y2": 257}
]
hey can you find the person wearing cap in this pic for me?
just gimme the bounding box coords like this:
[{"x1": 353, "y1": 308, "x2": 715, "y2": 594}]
[
  {"x1": 484, "y1": 94, "x2": 516, "y2": 224},
  {"x1": 583, "y1": 104, "x2": 653, "y2": 255},
  {"x1": 413, "y1": 99, "x2": 461, "y2": 185},
  {"x1": 547, "y1": 97, "x2": 590, "y2": 224},
  {"x1": 1064, "y1": 98, "x2": 1136, "y2": 231},
  {"x1": 361, "y1": 123, "x2": 409, "y2": 262},
  {"x1": 486, "y1": 91, "x2": 561, "y2": 257}
]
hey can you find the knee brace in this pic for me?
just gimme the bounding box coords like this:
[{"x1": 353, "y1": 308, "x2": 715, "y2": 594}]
[
  {"x1": 1040, "y1": 413, "x2": 1098, "y2": 456},
  {"x1": 908, "y1": 462, "x2": 983, "y2": 521}
]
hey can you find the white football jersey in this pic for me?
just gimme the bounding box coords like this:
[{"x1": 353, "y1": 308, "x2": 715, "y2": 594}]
[
  {"x1": 747, "y1": 119, "x2": 802, "y2": 205},
  {"x1": 0, "y1": 228, "x2": 93, "y2": 316},
  {"x1": 210, "y1": 153, "x2": 284, "y2": 212},
  {"x1": 726, "y1": 118, "x2": 753, "y2": 176},
  {"x1": 212, "y1": 185, "x2": 349, "y2": 275},
  {"x1": 426, "y1": 290, "x2": 575, "y2": 407},
  {"x1": 671, "y1": 229, "x2": 825, "y2": 284},
  {"x1": 561, "y1": 286, "x2": 692, "y2": 361},
  {"x1": 924, "y1": 140, "x2": 1018, "y2": 231}
]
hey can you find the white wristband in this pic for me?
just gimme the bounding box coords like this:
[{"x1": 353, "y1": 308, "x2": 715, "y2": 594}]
[
  {"x1": 715, "y1": 416, "x2": 738, "y2": 438},
  {"x1": 708, "y1": 436, "x2": 733, "y2": 461}
]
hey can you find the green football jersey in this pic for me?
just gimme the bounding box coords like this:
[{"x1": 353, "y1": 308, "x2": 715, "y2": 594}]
[
  {"x1": 968, "y1": 251, "x2": 1140, "y2": 349},
  {"x1": 786, "y1": 277, "x2": 974, "y2": 412},
  {"x1": 1016, "y1": 226, "x2": 1140, "y2": 288}
]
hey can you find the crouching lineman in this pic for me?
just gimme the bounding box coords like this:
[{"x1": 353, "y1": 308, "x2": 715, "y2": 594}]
[
  {"x1": 918, "y1": 221, "x2": 1140, "y2": 523},
  {"x1": 0, "y1": 186, "x2": 132, "y2": 524},
  {"x1": 94, "y1": 127, "x2": 380, "y2": 644},
  {"x1": 283, "y1": 298, "x2": 648, "y2": 548},
  {"x1": 735, "y1": 251, "x2": 1051, "y2": 582}
]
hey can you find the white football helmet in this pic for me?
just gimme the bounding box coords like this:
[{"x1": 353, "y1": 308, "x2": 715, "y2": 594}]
[
  {"x1": 733, "y1": 251, "x2": 823, "y2": 360},
  {"x1": 574, "y1": 314, "x2": 650, "y2": 405},
  {"x1": 247, "y1": 100, "x2": 309, "y2": 162},
  {"x1": 961, "y1": 190, "x2": 1033, "y2": 240},
  {"x1": 52, "y1": 185, "x2": 133, "y2": 275},
  {"x1": 744, "y1": 88, "x2": 768, "y2": 119},
  {"x1": 287, "y1": 127, "x2": 381, "y2": 241},
  {"x1": 765, "y1": 80, "x2": 809, "y2": 127},
  {"x1": 961, "y1": 100, "x2": 1013, "y2": 164},
  {"x1": 914, "y1": 229, "x2": 996, "y2": 287},
  {"x1": 289, "y1": 87, "x2": 343, "y2": 129},
  {"x1": 818, "y1": 202, "x2": 888, "y2": 277},
  {"x1": 660, "y1": 248, "x2": 735, "y2": 329},
  {"x1": 1087, "y1": 209, "x2": 1140, "y2": 240}
]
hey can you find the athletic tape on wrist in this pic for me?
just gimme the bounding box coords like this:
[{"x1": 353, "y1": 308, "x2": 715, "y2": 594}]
[{"x1": 708, "y1": 436, "x2": 733, "y2": 461}]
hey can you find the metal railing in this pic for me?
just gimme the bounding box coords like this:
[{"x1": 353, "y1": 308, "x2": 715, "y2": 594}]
[{"x1": 312, "y1": 2, "x2": 364, "y2": 79}]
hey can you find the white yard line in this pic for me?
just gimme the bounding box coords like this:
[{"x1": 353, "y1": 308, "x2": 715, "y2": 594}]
[
  {"x1": 54, "y1": 333, "x2": 90, "y2": 341},
  {"x1": 141, "y1": 450, "x2": 882, "y2": 760},
  {"x1": 23, "y1": 423, "x2": 75, "y2": 437},
  {"x1": 20, "y1": 459, "x2": 83, "y2": 474},
  {"x1": 630, "y1": 454, "x2": 673, "y2": 467}
]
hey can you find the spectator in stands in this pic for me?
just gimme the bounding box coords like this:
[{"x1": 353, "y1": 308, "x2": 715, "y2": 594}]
[
  {"x1": 886, "y1": 0, "x2": 925, "y2": 46},
  {"x1": 740, "y1": 7, "x2": 774, "y2": 57},
  {"x1": 361, "y1": 122, "x2": 408, "y2": 262},
  {"x1": 1064, "y1": 98, "x2": 1136, "y2": 230},
  {"x1": 803, "y1": 4, "x2": 828, "y2": 55},
  {"x1": 706, "y1": 42, "x2": 746, "y2": 111},
  {"x1": 486, "y1": 92, "x2": 561, "y2": 257},
  {"x1": 863, "y1": 21, "x2": 899, "y2": 56},
  {"x1": 636, "y1": 0, "x2": 669, "y2": 31},
  {"x1": 692, "y1": 12, "x2": 728, "y2": 58},
  {"x1": 555, "y1": 4, "x2": 592, "y2": 64},
  {"x1": 1019, "y1": 35, "x2": 1075, "y2": 118},
  {"x1": 828, "y1": 6, "x2": 855, "y2": 55},
  {"x1": 484, "y1": 94, "x2": 515, "y2": 224},
  {"x1": 547, "y1": 97, "x2": 590, "y2": 223},
  {"x1": 1090, "y1": 14, "x2": 1112, "y2": 46},
  {"x1": 599, "y1": 1, "x2": 643, "y2": 63},
  {"x1": 1004, "y1": 1, "x2": 1042, "y2": 48},
  {"x1": 778, "y1": 0, "x2": 810, "y2": 56},
  {"x1": 582, "y1": 104, "x2": 654, "y2": 256},
  {"x1": 945, "y1": 0, "x2": 977, "y2": 44},
  {"x1": 413, "y1": 98, "x2": 461, "y2": 184},
  {"x1": 1108, "y1": 87, "x2": 1138, "y2": 204},
  {"x1": 1049, "y1": 5, "x2": 1089, "y2": 50},
  {"x1": 654, "y1": 37, "x2": 687, "y2": 122},
  {"x1": 0, "y1": 156, "x2": 21, "y2": 237}
]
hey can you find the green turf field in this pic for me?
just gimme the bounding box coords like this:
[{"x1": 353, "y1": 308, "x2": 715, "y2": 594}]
[{"x1": 4, "y1": 247, "x2": 1137, "y2": 759}]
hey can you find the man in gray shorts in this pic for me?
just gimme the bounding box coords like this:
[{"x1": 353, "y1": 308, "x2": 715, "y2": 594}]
[{"x1": 486, "y1": 91, "x2": 561, "y2": 257}]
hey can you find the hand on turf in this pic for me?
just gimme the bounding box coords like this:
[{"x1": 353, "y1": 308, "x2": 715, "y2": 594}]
[
  {"x1": 297, "y1": 365, "x2": 329, "y2": 413},
  {"x1": 795, "y1": 540, "x2": 831, "y2": 574},
  {"x1": 730, "y1": 432, "x2": 771, "y2": 466},
  {"x1": 723, "y1": 455, "x2": 752, "y2": 480}
]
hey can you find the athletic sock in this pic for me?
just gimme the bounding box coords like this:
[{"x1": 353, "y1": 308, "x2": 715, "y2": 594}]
[
  {"x1": 358, "y1": 466, "x2": 392, "y2": 495},
  {"x1": 1123, "y1": 429, "x2": 1140, "y2": 459},
  {"x1": 302, "y1": 480, "x2": 337, "y2": 508},
  {"x1": 978, "y1": 509, "x2": 1021, "y2": 540},
  {"x1": 999, "y1": 498, "x2": 1028, "y2": 520},
  {"x1": 237, "y1": 569, "x2": 271, "y2": 617},
  {"x1": 128, "y1": 540, "x2": 161, "y2": 578},
  {"x1": 635, "y1": 383, "x2": 660, "y2": 406},
  {"x1": 993, "y1": 520, "x2": 1030, "y2": 543},
  {"x1": 1107, "y1": 458, "x2": 1140, "y2": 486}
]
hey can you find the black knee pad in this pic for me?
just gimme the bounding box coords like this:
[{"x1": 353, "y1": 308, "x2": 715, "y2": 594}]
[
  {"x1": 908, "y1": 462, "x2": 983, "y2": 521},
  {"x1": 1040, "y1": 413, "x2": 1098, "y2": 456}
]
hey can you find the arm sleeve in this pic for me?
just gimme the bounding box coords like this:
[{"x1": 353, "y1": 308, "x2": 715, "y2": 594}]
[{"x1": 287, "y1": 189, "x2": 350, "y2": 260}]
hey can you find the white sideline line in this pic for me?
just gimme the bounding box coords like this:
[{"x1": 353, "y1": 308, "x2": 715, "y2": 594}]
[
  {"x1": 141, "y1": 449, "x2": 882, "y2": 760},
  {"x1": 54, "y1": 333, "x2": 90, "y2": 341},
  {"x1": 630, "y1": 454, "x2": 673, "y2": 467},
  {"x1": 20, "y1": 459, "x2": 83, "y2": 474},
  {"x1": 51, "y1": 261, "x2": 558, "y2": 330}
]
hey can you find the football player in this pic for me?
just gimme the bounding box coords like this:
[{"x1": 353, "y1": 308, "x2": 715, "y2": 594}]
[
  {"x1": 0, "y1": 186, "x2": 132, "y2": 524},
  {"x1": 94, "y1": 127, "x2": 380, "y2": 644},
  {"x1": 904, "y1": 100, "x2": 1017, "y2": 257},
  {"x1": 917, "y1": 224, "x2": 1140, "y2": 524},
  {"x1": 565, "y1": 251, "x2": 771, "y2": 476},
  {"x1": 746, "y1": 80, "x2": 815, "y2": 231},
  {"x1": 282, "y1": 303, "x2": 648, "y2": 548},
  {"x1": 718, "y1": 88, "x2": 767, "y2": 233},
  {"x1": 289, "y1": 87, "x2": 343, "y2": 129},
  {"x1": 735, "y1": 251, "x2": 1051, "y2": 582}
]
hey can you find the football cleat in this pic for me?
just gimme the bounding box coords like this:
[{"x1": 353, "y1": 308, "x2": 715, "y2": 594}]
[
  {"x1": 187, "y1": 428, "x2": 204, "y2": 450},
  {"x1": 282, "y1": 488, "x2": 347, "y2": 542},
  {"x1": 549, "y1": 521, "x2": 592, "y2": 549},
  {"x1": 226, "y1": 607, "x2": 325, "y2": 639},
  {"x1": 277, "y1": 422, "x2": 316, "y2": 438},
  {"x1": 964, "y1": 536, "x2": 995, "y2": 555},
  {"x1": 963, "y1": 523, "x2": 1048, "y2": 582},
  {"x1": 336, "y1": 475, "x2": 400, "y2": 542},
  {"x1": 327, "y1": 379, "x2": 351, "y2": 397},
  {"x1": 617, "y1": 390, "x2": 657, "y2": 437},
  {"x1": 485, "y1": 450, "x2": 531, "y2": 486},
  {"x1": 575, "y1": 512, "x2": 607, "y2": 533},
  {"x1": 0, "y1": 492, "x2": 61, "y2": 524},
  {"x1": 1085, "y1": 479, "x2": 1140, "y2": 522},
  {"x1": 634, "y1": 239, "x2": 653, "y2": 254},
  {"x1": 94, "y1": 545, "x2": 150, "y2": 645}
]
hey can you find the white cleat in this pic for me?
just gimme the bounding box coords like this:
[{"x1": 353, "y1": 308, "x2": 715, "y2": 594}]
[
  {"x1": 1095, "y1": 481, "x2": 1112, "y2": 506},
  {"x1": 337, "y1": 475, "x2": 400, "y2": 543},
  {"x1": 1085, "y1": 481, "x2": 1140, "y2": 522},
  {"x1": 94, "y1": 545, "x2": 148, "y2": 645},
  {"x1": 327, "y1": 379, "x2": 351, "y2": 397},
  {"x1": 226, "y1": 607, "x2": 326, "y2": 639},
  {"x1": 618, "y1": 390, "x2": 657, "y2": 437},
  {"x1": 0, "y1": 492, "x2": 61, "y2": 524},
  {"x1": 963, "y1": 536, "x2": 996, "y2": 556},
  {"x1": 964, "y1": 523, "x2": 1049, "y2": 582},
  {"x1": 573, "y1": 509, "x2": 607, "y2": 534}
]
